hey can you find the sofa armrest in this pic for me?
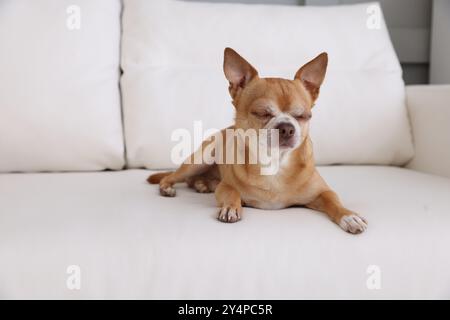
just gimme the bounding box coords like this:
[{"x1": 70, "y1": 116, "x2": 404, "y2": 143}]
[{"x1": 406, "y1": 85, "x2": 450, "y2": 178}]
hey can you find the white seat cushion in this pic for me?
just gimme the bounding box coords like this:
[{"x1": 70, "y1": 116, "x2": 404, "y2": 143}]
[
  {"x1": 121, "y1": 0, "x2": 414, "y2": 169},
  {"x1": 0, "y1": 0, "x2": 124, "y2": 172},
  {"x1": 0, "y1": 166, "x2": 449, "y2": 299}
]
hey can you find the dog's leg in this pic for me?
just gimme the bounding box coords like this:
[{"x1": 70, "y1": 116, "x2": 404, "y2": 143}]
[
  {"x1": 190, "y1": 177, "x2": 220, "y2": 193},
  {"x1": 148, "y1": 134, "x2": 220, "y2": 197},
  {"x1": 215, "y1": 182, "x2": 242, "y2": 223},
  {"x1": 306, "y1": 190, "x2": 368, "y2": 234},
  {"x1": 186, "y1": 165, "x2": 221, "y2": 193},
  {"x1": 187, "y1": 177, "x2": 210, "y2": 193},
  {"x1": 157, "y1": 163, "x2": 211, "y2": 197}
]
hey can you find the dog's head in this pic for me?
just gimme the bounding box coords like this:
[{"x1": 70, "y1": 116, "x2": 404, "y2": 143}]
[{"x1": 223, "y1": 47, "x2": 327, "y2": 151}]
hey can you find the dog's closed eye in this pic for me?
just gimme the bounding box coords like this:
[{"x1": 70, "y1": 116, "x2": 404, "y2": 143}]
[
  {"x1": 293, "y1": 112, "x2": 312, "y2": 121},
  {"x1": 251, "y1": 110, "x2": 274, "y2": 119}
]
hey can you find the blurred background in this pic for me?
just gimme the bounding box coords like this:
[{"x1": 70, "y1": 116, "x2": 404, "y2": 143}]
[{"x1": 185, "y1": 0, "x2": 450, "y2": 85}]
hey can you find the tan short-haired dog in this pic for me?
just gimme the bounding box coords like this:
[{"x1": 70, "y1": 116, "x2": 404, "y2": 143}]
[{"x1": 148, "y1": 48, "x2": 368, "y2": 234}]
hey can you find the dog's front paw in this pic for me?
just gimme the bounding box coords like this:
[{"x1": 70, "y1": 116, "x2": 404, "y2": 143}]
[
  {"x1": 339, "y1": 214, "x2": 368, "y2": 234},
  {"x1": 159, "y1": 184, "x2": 176, "y2": 197},
  {"x1": 218, "y1": 206, "x2": 241, "y2": 223}
]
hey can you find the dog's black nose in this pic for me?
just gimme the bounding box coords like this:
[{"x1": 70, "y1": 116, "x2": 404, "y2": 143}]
[{"x1": 276, "y1": 122, "x2": 295, "y2": 139}]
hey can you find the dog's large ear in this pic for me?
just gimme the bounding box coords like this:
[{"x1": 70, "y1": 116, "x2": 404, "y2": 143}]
[
  {"x1": 295, "y1": 52, "x2": 328, "y2": 102},
  {"x1": 223, "y1": 47, "x2": 258, "y2": 98}
]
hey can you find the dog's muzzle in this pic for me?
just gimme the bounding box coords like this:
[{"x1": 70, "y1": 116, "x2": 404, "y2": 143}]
[
  {"x1": 264, "y1": 114, "x2": 302, "y2": 150},
  {"x1": 275, "y1": 122, "x2": 296, "y2": 147}
]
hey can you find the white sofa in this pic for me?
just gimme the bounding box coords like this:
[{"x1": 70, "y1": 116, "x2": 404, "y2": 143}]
[{"x1": 1, "y1": 0, "x2": 450, "y2": 299}]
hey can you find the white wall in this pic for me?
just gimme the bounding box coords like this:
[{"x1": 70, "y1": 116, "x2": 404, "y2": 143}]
[{"x1": 430, "y1": 0, "x2": 450, "y2": 84}]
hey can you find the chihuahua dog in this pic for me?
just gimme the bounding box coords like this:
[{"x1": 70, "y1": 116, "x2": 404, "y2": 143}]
[{"x1": 148, "y1": 48, "x2": 367, "y2": 234}]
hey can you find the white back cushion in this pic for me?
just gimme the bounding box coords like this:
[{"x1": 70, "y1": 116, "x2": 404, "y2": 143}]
[
  {"x1": 121, "y1": 0, "x2": 414, "y2": 169},
  {"x1": 0, "y1": 0, "x2": 124, "y2": 172}
]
